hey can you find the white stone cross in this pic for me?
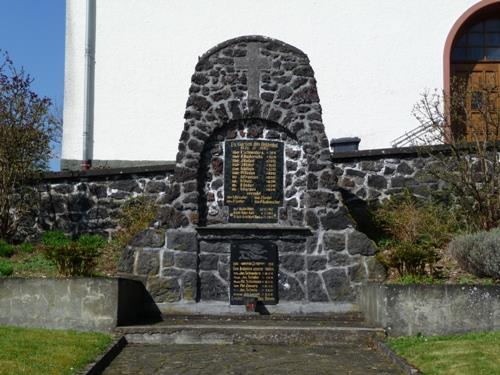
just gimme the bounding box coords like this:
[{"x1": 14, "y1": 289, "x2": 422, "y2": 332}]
[{"x1": 234, "y1": 42, "x2": 271, "y2": 101}]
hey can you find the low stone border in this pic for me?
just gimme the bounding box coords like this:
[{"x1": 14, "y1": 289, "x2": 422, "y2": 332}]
[
  {"x1": 81, "y1": 336, "x2": 127, "y2": 375},
  {"x1": 359, "y1": 283, "x2": 500, "y2": 336},
  {"x1": 372, "y1": 339, "x2": 421, "y2": 375}
]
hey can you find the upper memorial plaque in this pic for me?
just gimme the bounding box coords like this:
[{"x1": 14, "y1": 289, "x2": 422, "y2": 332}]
[{"x1": 224, "y1": 140, "x2": 284, "y2": 223}]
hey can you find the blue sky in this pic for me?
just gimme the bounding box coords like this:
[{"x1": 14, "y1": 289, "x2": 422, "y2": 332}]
[{"x1": 0, "y1": 0, "x2": 66, "y2": 170}]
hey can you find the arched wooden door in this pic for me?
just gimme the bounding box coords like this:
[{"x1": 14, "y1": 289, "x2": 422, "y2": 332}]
[{"x1": 451, "y1": 17, "x2": 500, "y2": 141}]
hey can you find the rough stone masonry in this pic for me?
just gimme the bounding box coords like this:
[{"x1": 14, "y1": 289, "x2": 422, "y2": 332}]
[{"x1": 114, "y1": 35, "x2": 385, "y2": 309}]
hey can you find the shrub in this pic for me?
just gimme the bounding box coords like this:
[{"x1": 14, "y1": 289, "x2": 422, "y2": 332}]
[
  {"x1": 448, "y1": 228, "x2": 500, "y2": 279},
  {"x1": 0, "y1": 240, "x2": 14, "y2": 258},
  {"x1": 98, "y1": 196, "x2": 157, "y2": 275},
  {"x1": 374, "y1": 191, "x2": 457, "y2": 276},
  {"x1": 17, "y1": 242, "x2": 34, "y2": 254},
  {"x1": 0, "y1": 259, "x2": 13, "y2": 276},
  {"x1": 42, "y1": 231, "x2": 105, "y2": 277}
]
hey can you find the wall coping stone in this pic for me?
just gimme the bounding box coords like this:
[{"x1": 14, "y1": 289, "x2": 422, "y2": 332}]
[{"x1": 42, "y1": 163, "x2": 176, "y2": 181}]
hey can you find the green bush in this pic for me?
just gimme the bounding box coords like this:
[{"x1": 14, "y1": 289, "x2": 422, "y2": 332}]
[
  {"x1": 18, "y1": 242, "x2": 34, "y2": 254},
  {"x1": 448, "y1": 228, "x2": 500, "y2": 279},
  {"x1": 374, "y1": 191, "x2": 457, "y2": 277},
  {"x1": 0, "y1": 259, "x2": 14, "y2": 276},
  {"x1": 42, "y1": 231, "x2": 105, "y2": 277},
  {"x1": 0, "y1": 240, "x2": 15, "y2": 258}
]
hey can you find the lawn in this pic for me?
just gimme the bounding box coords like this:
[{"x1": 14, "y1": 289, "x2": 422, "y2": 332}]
[
  {"x1": 0, "y1": 326, "x2": 113, "y2": 375},
  {"x1": 388, "y1": 331, "x2": 500, "y2": 375}
]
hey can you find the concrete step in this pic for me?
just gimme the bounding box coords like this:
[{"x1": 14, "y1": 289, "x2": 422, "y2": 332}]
[{"x1": 116, "y1": 314, "x2": 385, "y2": 346}]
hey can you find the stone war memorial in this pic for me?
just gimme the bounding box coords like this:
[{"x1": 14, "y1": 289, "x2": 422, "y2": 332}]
[{"x1": 116, "y1": 36, "x2": 383, "y2": 313}]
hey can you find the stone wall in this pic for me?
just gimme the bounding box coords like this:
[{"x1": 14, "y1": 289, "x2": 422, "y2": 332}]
[
  {"x1": 360, "y1": 283, "x2": 500, "y2": 336},
  {"x1": 0, "y1": 278, "x2": 158, "y2": 332},
  {"x1": 332, "y1": 147, "x2": 447, "y2": 204},
  {"x1": 20, "y1": 145, "x2": 449, "y2": 308},
  {"x1": 20, "y1": 165, "x2": 175, "y2": 241}
]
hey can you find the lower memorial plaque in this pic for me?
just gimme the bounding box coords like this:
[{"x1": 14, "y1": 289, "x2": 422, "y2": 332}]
[{"x1": 230, "y1": 241, "x2": 278, "y2": 305}]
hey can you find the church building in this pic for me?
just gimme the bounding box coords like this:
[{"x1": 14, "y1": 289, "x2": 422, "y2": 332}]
[{"x1": 62, "y1": 0, "x2": 499, "y2": 169}]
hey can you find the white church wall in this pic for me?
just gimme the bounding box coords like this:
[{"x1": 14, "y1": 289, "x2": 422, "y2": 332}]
[{"x1": 62, "y1": 0, "x2": 478, "y2": 165}]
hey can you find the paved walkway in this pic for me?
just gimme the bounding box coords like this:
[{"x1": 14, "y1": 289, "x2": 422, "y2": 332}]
[{"x1": 102, "y1": 343, "x2": 402, "y2": 375}]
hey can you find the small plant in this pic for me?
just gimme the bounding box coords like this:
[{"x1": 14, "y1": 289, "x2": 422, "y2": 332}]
[
  {"x1": 98, "y1": 196, "x2": 158, "y2": 275},
  {"x1": 17, "y1": 242, "x2": 34, "y2": 254},
  {"x1": 42, "y1": 231, "x2": 105, "y2": 277},
  {"x1": 374, "y1": 191, "x2": 457, "y2": 277},
  {"x1": 0, "y1": 259, "x2": 13, "y2": 276},
  {"x1": 0, "y1": 239, "x2": 15, "y2": 258},
  {"x1": 448, "y1": 228, "x2": 500, "y2": 279}
]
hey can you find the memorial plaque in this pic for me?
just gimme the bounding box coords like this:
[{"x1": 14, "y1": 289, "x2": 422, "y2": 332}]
[
  {"x1": 224, "y1": 140, "x2": 284, "y2": 223},
  {"x1": 230, "y1": 241, "x2": 278, "y2": 305}
]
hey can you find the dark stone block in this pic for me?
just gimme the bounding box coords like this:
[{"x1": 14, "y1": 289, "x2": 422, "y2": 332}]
[
  {"x1": 277, "y1": 241, "x2": 305, "y2": 253},
  {"x1": 306, "y1": 272, "x2": 329, "y2": 302},
  {"x1": 285, "y1": 148, "x2": 300, "y2": 159},
  {"x1": 145, "y1": 181, "x2": 167, "y2": 193},
  {"x1": 167, "y1": 229, "x2": 198, "y2": 251},
  {"x1": 41, "y1": 195, "x2": 66, "y2": 214},
  {"x1": 292, "y1": 86, "x2": 319, "y2": 104},
  {"x1": 320, "y1": 209, "x2": 351, "y2": 230},
  {"x1": 347, "y1": 231, "x2": 376, "y2": 256},
  {"x1": 396, "y1": 162, "x2": 415, "y2": 175},
  {"x1": 261, "y1": 92, "x2": 274, "y2": 102},
  {"x1": 268, "y1": 108, "x2": 282, "y2": 122},
  {"x1": 319, "y1": 170, "x2": 337, "y2": 190},
  {"x1": 327, "y1": 251, "x2": 353, "y2": 267},
  {"x1": 199, "y1": 241, "x2": 230, "y2": 253},
  {"x1": 136, "y1": 250, "x2": 160, "y2": 276},
  {"x1": 286, "y1": 160, "x2": 298, "y2": 171},
  {"x1": 211, "y1": 178, "x2": 223, "y2": 190},
  {"x1": 118, "y1": 246, "x2": 136, "y2": 273},
  {"x1": 192, "y1": 73, "x2": 209, "y2": 85},
  {"x1": 277, "y1": 86, "x2": 293, "y2": 99},
  {"x1": 52, "y1": 184, "x2": 74, "y2": 194},
  {"x1": 87, "y1": 207, "x2": 109, "y2": 220},
  {"x1": 67, "y1": 194, "x2": 93, "y2": 212},
  {"x1": 391, "y1": 176, "x2": 416, "y2": 188},
  {"x1": 162, "y1": 250, "x2": 174, "y2": 267},
  {"x1": 280, "y1": 254, "x2": 305, "y2": 273},
  {"x1": 181, "y1": 271, "x2": 198, "y2": 301},
  {"x1": 156, "y1": 206, "x2": 189, "y2": 228},
  {"x1": 200, "y1": 272, "x2": 228, "y2": 301},
  {"x1": 306, "y1": 191, "x2": 338, "y2": 208},
  {"x1": 200, "y1": 253, "x2": 219, "y2": 270},
  {"x1": 278, "y1": 273, "x2": 305, "y2": 301},
  {"x1": 293, "y1": 66, "x2": 314, "y2": 77},
  {"x1": 290, "y1": 77, "x2": 308, "y2": 89},
  {"x1": 359, "y1": 160, "x2": 383, "y2": 172},
  {"x1": 305, "y1": 210, "x2": 319, "y2": 229},
  {"x1": 306, "y1": 255, "x2": 327, "y2": 271},
  {"x1": 307, "y1": 173, "x2": 318, "y2": 189},
  {"x1": 367, "y1": 175, "x2": 387, "y2": 189},
  {"x1": 89, "y1": 184, "x2": 108, "y2": 198},
  {"x1": 323, "y1": 268, "x2": 352, "y2": 301},
  {"x1": 147, "y1": 277, "x2": 181, "y2": 303},
  {"x1": 345, "y1": 169, "x2": 366, "y2": 178},
  {"x1": 161, "y1": 267, "x2": 184, "y2": 278},
  {"x1": 187, "y1": 95, "x2": 211, "y2": 111},
  {"x1": 218, "y1": 261, "x2": 229, "y2": 281},
  {"x1": 109, "y1": 180, "x2": 141, "y2": 192},
  {"x1": 130, "y1": 229, "x2": 165, "y2": 248},
  {"x1": 174, "y1": 252, "x2": 198, "y2": 269}
]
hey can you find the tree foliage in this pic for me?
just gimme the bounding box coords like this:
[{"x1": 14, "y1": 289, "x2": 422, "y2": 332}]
[{"x1": 0, "y1": 51, "x2": 59, "y2": 240}]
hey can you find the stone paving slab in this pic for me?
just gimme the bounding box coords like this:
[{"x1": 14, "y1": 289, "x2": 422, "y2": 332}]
[{"x1": 102, "y1": 344, "x2": 403, "y2": 375}]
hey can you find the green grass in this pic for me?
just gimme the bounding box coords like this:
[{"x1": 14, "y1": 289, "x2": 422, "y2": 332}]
[
  {"x1": 0, "y1": 326, "x2": 113, "y2": 375},
  {"x1": 388, "y1": 331, "x2": 500, "y2": 375}
]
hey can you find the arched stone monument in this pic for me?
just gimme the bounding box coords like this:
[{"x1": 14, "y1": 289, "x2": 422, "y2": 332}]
[{"x1": 121, "y1": 36, "x2": 384, "y2": 312}]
